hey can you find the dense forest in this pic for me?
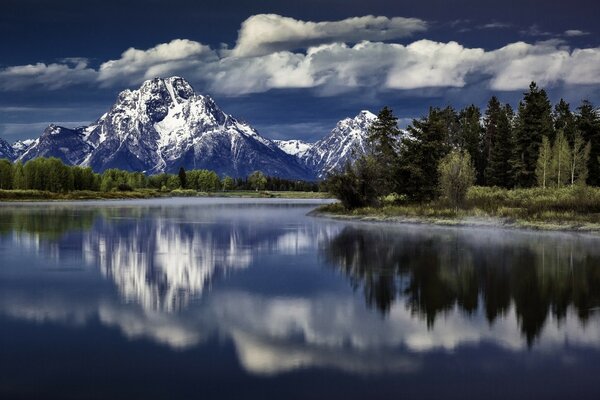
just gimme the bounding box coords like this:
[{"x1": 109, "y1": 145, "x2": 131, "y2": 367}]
[
  {"x1": 0, "y1": 158, "x2": 320, "y2": 193},
  {"x1": 327, "y1": 82, "x2": 600, "y2": 209}
]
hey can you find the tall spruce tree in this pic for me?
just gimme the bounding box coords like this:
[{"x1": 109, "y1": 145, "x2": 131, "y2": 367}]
[
  {"x1": 398, "y1": 107, "x2": 451, "y2": 200},
  {"x1": 457, "y1": 105, "x2": 483, "y2": 183},
  {"x1": 511, "y1": 82, "x2": 554, "y2": 187},
  {"x1": 576, "y1": 100, "x2": 600, "y2": 186},
  {"x1": 553, "y1": 99, "x2": 577, "y2": 145},
  {"x1": 484, "y1": 98, "x2": 513, "y2": 187},
  {"x1": 367, "y1": 106, "x2": 401, "y2": 192}
]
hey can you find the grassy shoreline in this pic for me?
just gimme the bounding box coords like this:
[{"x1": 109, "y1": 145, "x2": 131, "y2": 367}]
[
  {"x1": 0, "y1": 189, "x2": 332, "y2": 202},
  {"x1": 313, "y1": 186, "x2": 600, "y2": 234}
]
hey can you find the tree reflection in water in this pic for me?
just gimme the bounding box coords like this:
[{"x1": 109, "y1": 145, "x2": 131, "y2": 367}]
[{"x1": 322, "y1": 225, "x2": 600, "y2": 344}]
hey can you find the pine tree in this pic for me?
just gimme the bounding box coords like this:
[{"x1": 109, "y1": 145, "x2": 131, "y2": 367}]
[
  {"x1": 398, "y1": 107, "x2": 452, "y2": 200},
  {"x1": 553, "y1": 99, "x2": 577, "y2": 145},
  {"x1": 569, "y1": 133, "x2": 591, "y2": 186},
  {"x1": 178, "y1": 167, "x2": 187, "y2": 189},
  {"x1": 511, "y1": 82, "x2": 554, "y2": 187},
  {"x1": 368, "y1": 106, "x2": 401, "y2": 191},
  {"x1": 535, "y1": 136, "x2": 551, "y2": 189},
  {"x1": 576, "y1": 100, "x2": 600, "y2": 186},
  {"x1": 484, "y1": 99, "x2": 513, "y2": 187},
  {"x1": 550, "y1": 130, "x2": 571, "y2": 188},
  {"x1": 457, "y1": 105, "x2": 483, "y2": 182}
]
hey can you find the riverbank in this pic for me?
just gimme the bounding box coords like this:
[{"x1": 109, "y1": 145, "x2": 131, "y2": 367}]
[
  {"x1": 314, "y1": 187, "x2": 600, "y2": 234},
  {"x1": 0, "y1": 189, "x2": 332, "y2": 202}
]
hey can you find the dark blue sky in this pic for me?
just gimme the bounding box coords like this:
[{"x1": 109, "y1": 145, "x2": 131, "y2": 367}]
[{"x1": 1, "y1": 0, "x2": 599, "y2": 142}]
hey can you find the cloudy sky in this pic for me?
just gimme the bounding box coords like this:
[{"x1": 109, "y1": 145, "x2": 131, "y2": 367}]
[{"x1": 1, "y1": 0, "x2": 599, "y2": 142}]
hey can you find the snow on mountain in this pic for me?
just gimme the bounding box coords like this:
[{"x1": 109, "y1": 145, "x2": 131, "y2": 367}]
[
  {"x1": 9, "y1": 77, "x2": 380, "y2": 180},
  {"x1": 273, "y1": 139, "x2": 313, "y2": 158},
  {"x1": 11, "y1": 139, "x2": 35, "y2": 159},
  {"x1": 18, "y1": 77, "x2": 313, "y2": 179},
  {"x1": 0, "y1": 137, "x2": 15, "y2": 161},
  {"x1": 301, "y1": 110, "x2": 377, "y2": 179}
]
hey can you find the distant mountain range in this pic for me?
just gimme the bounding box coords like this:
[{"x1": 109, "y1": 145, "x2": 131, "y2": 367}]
[{"x1": 0, "y1": 77, "x2": 376, "y2": 180}]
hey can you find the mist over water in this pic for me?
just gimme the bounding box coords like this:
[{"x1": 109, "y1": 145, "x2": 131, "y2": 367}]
[{"x1": 0, "y1": 198, "x2": 599, "y2": 399}]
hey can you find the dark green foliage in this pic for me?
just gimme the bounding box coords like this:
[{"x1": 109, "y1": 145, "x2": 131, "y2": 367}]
[
  {"x1": 325, "y1": 157, "x2": 379, "y2": 209},
  {"x1": 511, "y1": 82, "x2": 554, "y2": 188},
  {"x1": 178, "y1": 167, "x2": 187, "y2": 189},
  {"x1": 0, "y1": 159, "x2": 13, "y2": 189},
  {"x1": 398, "y1": 107, "x2": 452, "y2": 200},
  {"x1": 457, "y1": 105, "x2": 483, "y2": 182},
  {"x1": 367, "y1": 106, "x2": 401, "y2": 189},
  {"x1": 553, "y1": 99, "x2": 577, "y2": 145},
  {"x1": 484, "y1": 99, "x2": 514, "y2": 188},
  {"x1": 576, "y1": 100, "x2": 600, "y2": 186}
]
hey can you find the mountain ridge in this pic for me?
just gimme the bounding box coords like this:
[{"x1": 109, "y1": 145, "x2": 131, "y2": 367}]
[{"x1": 3, "y1": 77, "x2": 377, "y2": 180}]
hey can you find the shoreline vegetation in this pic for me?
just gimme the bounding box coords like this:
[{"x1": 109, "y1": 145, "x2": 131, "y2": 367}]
[
  {"x1": 0, "y1": 156, "x2": 329, "y2": 201},
  {"x1": 316, "y1": 185, "x2": 600, "y2": 234},
  {"x1": 321, "y1": 82, "x2": 600, "y2": 234},
  {"x1": 0, "y1": 189, "x2": 332, "y2": 202}
]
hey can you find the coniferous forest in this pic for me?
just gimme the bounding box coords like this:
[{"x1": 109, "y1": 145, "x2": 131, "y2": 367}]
[{"x1": 326, "y1": 82, "x2": 600, "y2": 223}]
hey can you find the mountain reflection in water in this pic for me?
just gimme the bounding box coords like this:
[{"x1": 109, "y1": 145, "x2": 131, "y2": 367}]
[{"x1": 0, "y1": 199, "x2": 599, "y2": 383}]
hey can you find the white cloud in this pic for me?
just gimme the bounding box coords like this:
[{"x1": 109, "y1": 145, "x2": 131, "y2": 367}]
[
  {"x1": 230, "y1": 14, "x2": 428, "y2": 57},
  {"x1": 0, "y1": 61, "x2": 95, "y2": 90},
  {"x1": 97, "y1": 39, "x2": 217, "y2": 86},
  {"x1": 564, "y1": 29, "x2": 590, "y2": 37},
  {"x1": 1, "y1": 14, "x2": 600, "y2": 96}
]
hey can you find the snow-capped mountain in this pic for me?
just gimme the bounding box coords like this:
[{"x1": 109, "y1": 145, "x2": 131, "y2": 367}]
[
  {"x1": 19, "y1": 77, "x2": 313, "y2": 179},
  {"x1": 300, "y1": 110, "x2": 377, "y2": 178},
  {"x1": 273, "y1": 139, "x2": 313, "y2": 158},
  {"x1": 9, "y1": 77, "x2": 378, "y2": 180},
  {"x1": 11, "y1": 139, "x2": 35, "y2": 159},
  {"x1": 0, "y1": 137, "x2": 15, "y2": 161}
]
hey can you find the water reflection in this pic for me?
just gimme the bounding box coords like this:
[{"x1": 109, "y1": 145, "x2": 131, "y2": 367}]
[
  {"x1": 323, "y1": 225, "x2": 600, "y2": 344},
  {"x1": 0, "y1": 200, "x2": 599, "y2": 381}
]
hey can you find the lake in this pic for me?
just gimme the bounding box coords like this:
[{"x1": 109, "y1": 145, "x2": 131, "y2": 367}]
[{"x1": 0, "y1": 198, "x2": 599, "y2": 399}]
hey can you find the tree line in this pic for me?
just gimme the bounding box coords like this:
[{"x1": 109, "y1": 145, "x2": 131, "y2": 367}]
[
  {"x1": 327, "y1": 82, "x2": 600, "y2": 209},
  {"x1": 0, "y1": 158, "x2": 319, "y2": 193}
]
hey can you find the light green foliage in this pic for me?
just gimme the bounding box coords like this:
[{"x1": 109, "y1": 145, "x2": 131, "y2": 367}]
[
  {"x1": 186, "y1": 169, "x2": 221, "y2": 191},
  {"x1": 248, "y1": 171, "x2": 267, "y2": 191},
  {"x1": 12, "y1": 161, "x2": 25, "y2": 189},
  {"x1": 222, "y1": 176, "x2": 235, "y2": 191},
  {"x1": 550, "y1": 130, "x2": 571, "y2": 188},
  {"x1": 438, "y1": 150, "x2": 476, "y2": 209},
  {"x1": 536, "y1": 136, "x2": 552, "y2": 189},
  {"x1": 570, "y1": 133, "x2": 591, "y2": 186}
]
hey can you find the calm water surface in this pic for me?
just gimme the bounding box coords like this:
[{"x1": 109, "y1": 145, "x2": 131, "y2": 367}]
[{"x1": 0, "y1": 198, "x2": 599, "y2": 399}]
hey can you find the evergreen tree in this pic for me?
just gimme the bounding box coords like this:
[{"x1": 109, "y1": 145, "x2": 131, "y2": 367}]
[
  {"x1": 457, "y1": 105, "x2": 483, "y2": 183},
  {"x1": 550, "y1": 131, "x2": 571, "y2": 188},
  {"x1": 535, "y1": 136, "x2": 551, "y2": 189},
  {"x1": 511, "y1": 82, "x2": 554, "y2": 187},
  {"x1": 178, "y1": 167, "x2": 187, "y2": 188},
  {"x1": 569, "y1": 133, "x2": 591, "y2": 186},
  {"x1": 398, "y1": 107, "x2": 452, "y2": 200},
  {"x1": 553, "y1": 99, "x2": 577, "y2": 145},
  {"x1": 576, "y1": 100, "x2": 600, "y2": 186},
  {"x1": 485, "y1": 100, "x2": 513, "y2": 187},
  {"x1": 367, "y1": 106, "x2": 401, "y2": 191}
]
